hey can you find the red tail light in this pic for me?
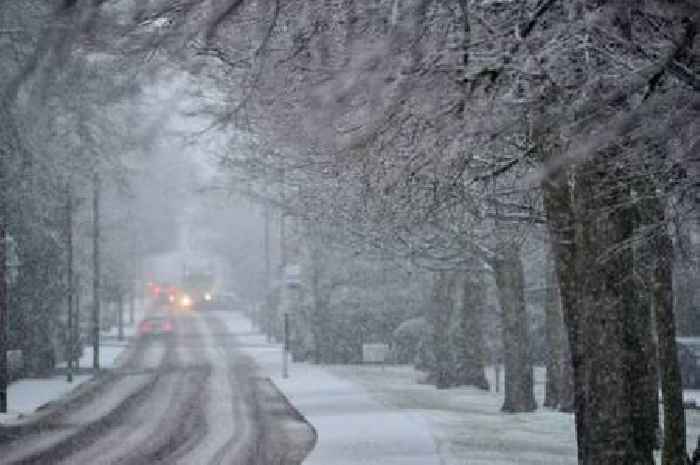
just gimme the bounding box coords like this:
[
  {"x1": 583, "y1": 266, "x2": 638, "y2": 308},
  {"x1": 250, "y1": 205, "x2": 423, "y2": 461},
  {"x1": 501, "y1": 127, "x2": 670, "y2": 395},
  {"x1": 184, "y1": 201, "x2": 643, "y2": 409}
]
[{"x1": 139, "y1": 321, "x2": 152, "y2": 334}]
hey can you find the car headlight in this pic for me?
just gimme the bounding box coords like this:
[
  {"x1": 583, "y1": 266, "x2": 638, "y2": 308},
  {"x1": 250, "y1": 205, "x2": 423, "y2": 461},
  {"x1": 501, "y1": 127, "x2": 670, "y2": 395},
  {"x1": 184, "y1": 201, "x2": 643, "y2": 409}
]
[
  {"x1": 181, "y1": 295, "x2": 192, "y2": 307},
  {"x1": 204, "y1": 292, "x2": 212, "y2": 301}
]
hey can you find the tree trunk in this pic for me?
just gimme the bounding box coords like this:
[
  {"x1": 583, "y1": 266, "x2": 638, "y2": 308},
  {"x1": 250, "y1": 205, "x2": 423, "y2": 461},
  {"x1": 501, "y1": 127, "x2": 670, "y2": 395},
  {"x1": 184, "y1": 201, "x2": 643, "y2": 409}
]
[
  {"x1": 622, "y1": 202, "x2": 659, "y2": 460},
  {"x1": 542, "y1": 152, "x2": 660, "y2": 464},
  {"x1": 543, "y1": 243, "x2": 563, "y2": 408},
  {"x1": 558, "y1": 333, "x2": 575, "y2": 412},
  {"x1": 493, "y1": 244, "x2": 536, "y2": 412},
  {"x1": 430, "y1": 271, "x2": 455, "y2": 389},
  {"x1": 541, "y1": 145, "x2": 586, "y2": 455},
  {"x1": 567, "y1": 158, "x2": 654, "y2": 465},
  {"x1": 454, "y1": 271, "x2": 489, "y2": 390},
  {"x1": 653, "y1": 206, "x2": 689, "y2": 465},
  {"x1": 630, "y1": 217, "x2": 661, "y2": 451},
  {"x1": 309, "y1": 243, "x2": 330, "y2": 364}
]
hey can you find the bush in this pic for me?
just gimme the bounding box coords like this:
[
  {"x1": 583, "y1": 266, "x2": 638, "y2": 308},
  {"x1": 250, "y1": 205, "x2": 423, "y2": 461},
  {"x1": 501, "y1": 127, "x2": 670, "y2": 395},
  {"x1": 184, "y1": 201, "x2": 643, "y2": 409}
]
[{"x1": 391, "y1": 317, "x2": 431, "y2": 364}]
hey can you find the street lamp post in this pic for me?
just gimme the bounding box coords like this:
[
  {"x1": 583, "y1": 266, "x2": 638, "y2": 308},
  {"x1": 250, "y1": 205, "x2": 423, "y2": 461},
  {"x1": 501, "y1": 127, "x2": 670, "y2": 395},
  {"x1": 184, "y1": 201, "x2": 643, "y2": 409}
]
[{"x1": 282, "y1": 312, "x2": 289, "y2": 379}]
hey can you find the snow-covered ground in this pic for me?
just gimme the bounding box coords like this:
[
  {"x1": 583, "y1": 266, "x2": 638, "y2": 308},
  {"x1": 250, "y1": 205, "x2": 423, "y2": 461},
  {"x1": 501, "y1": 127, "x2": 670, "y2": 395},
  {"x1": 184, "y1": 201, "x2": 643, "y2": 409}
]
[
  {"x1": 219, "y1": 311, "x2": 700, "y2": 465},
  {"x1": 217, "y1": 311, "x2": 441, "y2": 465},
  {"x1": 325, "y1": 364, "x2": 700, "y2": 464},
  {"x1": 219, "y1": 310, "x2": 575, "y2": 464},
  {"x1": 73, "y1": 339, "x2": 131, "y2": 370},
  {"x1": 0, "y1": 302, "x2": 145, "y2": 425},
  {"x1": 327, "y1": 364, "x2": 577, "y2": 465},
  {"x1": 0, "y1": 344, "x2": 127, "y2": 426},
  {"x1": 0, "y1": 374, "x2": 94, "y2": 424}
]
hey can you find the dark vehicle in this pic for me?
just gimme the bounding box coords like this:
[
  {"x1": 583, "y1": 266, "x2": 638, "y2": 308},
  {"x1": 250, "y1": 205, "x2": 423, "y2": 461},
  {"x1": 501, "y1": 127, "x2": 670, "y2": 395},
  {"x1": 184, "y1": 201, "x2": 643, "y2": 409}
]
[
  {"x1": 138, "y1": 314, "x2": 174, "y2": 337},
  {"x1": 181, "y1": 271, "x2": 216, "y2": 309},
  {"x1": 677, "y1": 338, "x2": 700, "y2": 389}
]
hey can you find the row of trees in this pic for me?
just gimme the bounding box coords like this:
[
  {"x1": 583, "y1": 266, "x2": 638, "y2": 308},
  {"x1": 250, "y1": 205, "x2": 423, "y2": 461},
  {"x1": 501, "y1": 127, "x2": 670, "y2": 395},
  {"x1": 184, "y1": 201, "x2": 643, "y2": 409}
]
[
  {"x1": 0, "y1": 0, "x2": 189, "y2": 409},
  {"x1": 138, "y1": 1, "x2": 699, "y2": 464},
  {"x1": 0, "y1": 1, "x2": 697, "y2": 465}
]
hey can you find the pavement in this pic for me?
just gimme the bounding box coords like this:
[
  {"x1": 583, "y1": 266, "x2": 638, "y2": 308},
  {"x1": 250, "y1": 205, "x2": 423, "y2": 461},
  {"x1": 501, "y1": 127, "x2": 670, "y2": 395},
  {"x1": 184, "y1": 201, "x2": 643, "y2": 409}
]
[
  {"x1": 218, "y1": 311, "x2": 443, "y2": 465},
  {"x1": 1, "y1": 330, "x2": 133, "y2": 425}
]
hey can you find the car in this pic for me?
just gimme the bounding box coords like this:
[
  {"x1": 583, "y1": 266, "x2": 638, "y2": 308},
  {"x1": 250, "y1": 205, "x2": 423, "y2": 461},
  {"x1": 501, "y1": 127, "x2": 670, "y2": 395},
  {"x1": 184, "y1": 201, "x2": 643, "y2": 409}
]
[
  {"x1": 148, "y1": 282, "x2": 179, "y2": 307},
  {"x1": 138, "y1": 314, "x2": 174, "y2": 337},
  {"x1": 180, "y1": 271, "x2": 216, "y2": 309},
  {"x1": 677, "y1": 337, "x2": 700, "y2": 389}
]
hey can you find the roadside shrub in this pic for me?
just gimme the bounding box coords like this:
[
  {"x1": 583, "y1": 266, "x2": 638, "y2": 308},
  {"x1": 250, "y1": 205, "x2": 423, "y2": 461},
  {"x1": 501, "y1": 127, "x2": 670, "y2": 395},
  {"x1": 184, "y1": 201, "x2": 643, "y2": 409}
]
[{"x1": 392, "y1": 317, "x2": 431, "y2": 364}]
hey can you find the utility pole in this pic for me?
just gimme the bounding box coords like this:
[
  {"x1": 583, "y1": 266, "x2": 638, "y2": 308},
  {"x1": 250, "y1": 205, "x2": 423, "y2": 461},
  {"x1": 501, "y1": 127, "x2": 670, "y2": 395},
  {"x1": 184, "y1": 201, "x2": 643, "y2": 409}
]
[
  {"x1": 129, "y1": 288, "x2": 135, "y2": 325},
  {"x1": 0, "y1": 213, "x2": 8, "y2": 413},
  {"x1": 279, "y1": 167, "x2": 286, "y2": 273},
  {"x1": 92, "y1": 172, "x2": 101, "y2": 371},
  {"x1": 74, "y1": 275, "x2": 80, "y2": 369},
  {"x1": 282, "y1": 312, "x2": 289, "y2": 379},
  {"x1": 66, "y1": 184, "x2": 74, "y2": 383},
  {"x1": 278, "y1": 167, "x2": 286, "y2": 343},
  {"x1": 264, "y1": 200, "x2": 271, "y2": 340},
  {"x1": 117, "y1": 292, "x2": 124, "y2": 342},
  {"x1": 262, "y1": 152, "x2": 272, "y2": 340},
  {"x1": 127, "y1": 205, "x2": 135, "y2": 326}
]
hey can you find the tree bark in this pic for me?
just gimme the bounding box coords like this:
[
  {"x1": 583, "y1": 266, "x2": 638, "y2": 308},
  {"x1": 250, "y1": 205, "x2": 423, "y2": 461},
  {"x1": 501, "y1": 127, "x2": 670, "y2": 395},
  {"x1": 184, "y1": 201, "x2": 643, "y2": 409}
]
[
  {"x1": 310, "y1": 250, "x2": 328, "y2": 364},
  {"x1": 622, "y1": 201, "x2": 659, "y2": 460},
  {"x1": 566, "y1": 158, "x2": 654, "y2": 465},
  {"x1": 559, "y1": 332, "x2": 575, "y2": 412},
  {"x1": 430, "y1": 271, "x2": 455, "y2": 389},
  {"x1": 542, "y1": 151, "x2": 660, "y2": 464},
  {"x1": 652, "y1": 207, "x2": 689, "y2": 465},
  {"x1": 493, "y1": 244, "x2": 536, "y2": 412},
  {"x1": 543, "y1": 243, "x2": 563, "y2": 408},
  {"x1": 454, "y1": 271, "x2": 489, "y2": 390}
]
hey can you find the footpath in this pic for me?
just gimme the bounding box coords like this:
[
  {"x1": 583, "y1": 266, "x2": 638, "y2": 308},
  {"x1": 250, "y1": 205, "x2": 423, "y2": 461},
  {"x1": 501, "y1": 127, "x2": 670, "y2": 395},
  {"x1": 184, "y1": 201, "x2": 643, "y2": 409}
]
[
  {"x1": 218, "y1": 312, "x2": 442, "y2": 465},
  {"x1": 221, "y1": 311, "x2": 700, "y2": 465},
  {"x1": 0, "y1": 305, "x2": 143, "y2": 425}
]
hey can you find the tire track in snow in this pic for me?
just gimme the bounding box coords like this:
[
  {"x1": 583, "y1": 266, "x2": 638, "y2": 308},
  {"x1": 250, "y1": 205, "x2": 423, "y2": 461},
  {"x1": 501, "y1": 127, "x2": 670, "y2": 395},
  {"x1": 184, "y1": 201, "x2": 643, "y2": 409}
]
[
  {"x1": 176, "y1": 312, "x2": 256, "y2": 465},
  {"x1": 0, "y1": 336, "x2": 170, "y2": 464}
]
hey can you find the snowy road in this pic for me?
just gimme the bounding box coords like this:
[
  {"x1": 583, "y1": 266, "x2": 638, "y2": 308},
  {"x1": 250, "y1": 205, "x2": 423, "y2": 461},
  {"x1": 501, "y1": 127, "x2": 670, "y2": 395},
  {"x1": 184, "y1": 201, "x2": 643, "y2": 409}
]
[{"x1": 0, "y1": 312, "x2": 315, "y2": 465}]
